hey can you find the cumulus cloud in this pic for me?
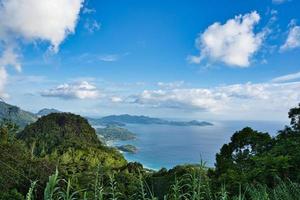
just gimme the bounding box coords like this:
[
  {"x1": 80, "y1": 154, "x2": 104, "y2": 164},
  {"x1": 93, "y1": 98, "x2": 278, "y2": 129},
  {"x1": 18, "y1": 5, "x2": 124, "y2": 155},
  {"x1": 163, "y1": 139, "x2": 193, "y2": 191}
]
[
  {"x1": 132, "y1": 89, "x2": 226, "y2": 112},
  {"x1": 188, "y1": 11, "x2": 264, "y2": 67},
  {"x1": 0, "y1": 0, "x2": 84, "y2": 52},
  {"x1": 41, "y1": 81, "x2": 100, "y2": 100},
  {"x1": 130, "y1": 81, "x2": 300, "y2": 119},
  {"x1": 0, "y1": 0, "x2": 84, "y2": 97},
  {"x1": 280, "y1": 22, "x2": 300, "y2": 51}
]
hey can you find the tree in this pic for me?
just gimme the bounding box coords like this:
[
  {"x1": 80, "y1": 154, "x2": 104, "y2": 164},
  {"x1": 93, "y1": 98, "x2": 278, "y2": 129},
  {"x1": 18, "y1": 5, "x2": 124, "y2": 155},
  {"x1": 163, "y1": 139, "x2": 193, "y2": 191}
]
[
  {"x1": 212, "y1": 103, "x2": 300, "y2": 195},
  {"x1": 0, "y1": 119, "x2": 19, "y2": 143},
  {"x1": 288, "y1": 103, "x2": 300, "y2": 132},
  {"x1": 212, "y1": 127, "x2": 272, "y2": 193},
  {"x1": 270, "y1": 103, "x2": 300, "y2": 182}
]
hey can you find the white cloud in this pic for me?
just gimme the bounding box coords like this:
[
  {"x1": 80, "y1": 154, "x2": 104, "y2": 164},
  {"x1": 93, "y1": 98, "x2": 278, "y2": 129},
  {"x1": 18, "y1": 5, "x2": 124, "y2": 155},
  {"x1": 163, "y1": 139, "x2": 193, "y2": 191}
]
[
  {"x1": 0, "y1": 67, "x2": 8, "y2": 98},
  {"x1": 75, "y1": 52, "x2": 129, "y2": 63},
  {"x1": 41, "y1": 81, "x2": 100, "y2": 100},
  {"x1": 280, "y1": 23, "x2": 300, "y2": 51},
  {"x1": 84, "y1": 19, "x2": 101, "y2": 33},
  {"x1": 0, "y1": 47, "x2": 21, "y2": 98},
  {"x1": 82, "y1": 7, "x2": 96, "y2": 14},
  {"x1": 0, "y1": 0, "x2": 84, "y2": 52},
  {"x1": 272, "y1": 71, "x2": 300, "y2": 82},
  {"x1": 0, "y1": 0, "x2": 84, "y2": 96},
  {"x1": 0, "y1": 47, "x2": 21, "y2": 72},
  {"x1": 188, "y1": 11, "x2": 264, "y2": 67},
  {"x1": 132, "y1": 88, "x2": 226, "y2": 112},
  {"x1": 131, "y1": 81, "x2": 300, "y2": 120},
  {"x1": 99, "y1": 54, "x2": 120, "y2": 62},
  {"x1": 111, "y1": 96, "x2": 123, "y2": 103}
]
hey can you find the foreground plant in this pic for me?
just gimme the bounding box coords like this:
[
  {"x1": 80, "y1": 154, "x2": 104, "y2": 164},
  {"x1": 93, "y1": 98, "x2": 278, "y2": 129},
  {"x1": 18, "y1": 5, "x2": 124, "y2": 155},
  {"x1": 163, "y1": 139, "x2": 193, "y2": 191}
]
[
  {"x1": 58, "y1": 179, "x2": 81, "y2": 200},
  {"x1": 26, "y1": 181, "x2": 37, "y2": 200},
  {"x1": 44, "y1": 169, "x2": 60, "y2": 200}
]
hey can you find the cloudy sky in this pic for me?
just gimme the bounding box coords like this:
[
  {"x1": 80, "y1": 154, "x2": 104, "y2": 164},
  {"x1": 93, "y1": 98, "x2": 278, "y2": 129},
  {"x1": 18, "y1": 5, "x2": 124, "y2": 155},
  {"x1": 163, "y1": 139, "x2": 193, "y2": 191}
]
[{"x1": 0, "y1": 0, "x2": 300, "y2": 121}]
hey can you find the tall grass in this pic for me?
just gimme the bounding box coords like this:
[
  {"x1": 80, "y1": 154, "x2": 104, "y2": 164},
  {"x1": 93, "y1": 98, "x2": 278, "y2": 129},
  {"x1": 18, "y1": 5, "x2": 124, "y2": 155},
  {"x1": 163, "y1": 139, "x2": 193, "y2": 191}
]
[
  {"x1": 107, "y1": 174, "x2": 121, "y2": 200},
  {"x1": 26, "y1": 181, "x2": 37, "y2": 200},
  {"x1": 44, "y1": 169, "x2": 59, "y2": 200},
  {"x1": 58, "y1": 179, "x2": 81, "y2": 200},
  {"x1": 26, "y1": 167, "x2": 300, "y2": 200},
  {"x1": 219, "y1": 185, "x2": 229, "y2": 200},
  {"x1": 94, "y1": 165, "x2": 105, "y2": 200},
  {"x1": 136, "y1": 172, "x2": 157, "y2": 200},
  {"x1": 169, "y1": 176, "x2": 187, "y2": 200}
]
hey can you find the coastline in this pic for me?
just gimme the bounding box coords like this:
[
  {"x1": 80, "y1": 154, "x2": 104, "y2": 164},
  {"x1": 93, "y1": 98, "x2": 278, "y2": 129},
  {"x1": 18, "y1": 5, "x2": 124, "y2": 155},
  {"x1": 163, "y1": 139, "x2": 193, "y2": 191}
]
[{"x1": 105, "y1": 140, "x2": 159, "y2": 171}]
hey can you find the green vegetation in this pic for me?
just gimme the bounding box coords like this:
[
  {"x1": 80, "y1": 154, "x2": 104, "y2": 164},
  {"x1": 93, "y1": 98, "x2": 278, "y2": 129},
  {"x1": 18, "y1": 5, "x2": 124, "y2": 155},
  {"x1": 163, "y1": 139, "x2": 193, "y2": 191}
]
[
  {"x1": 18, "y1": 113, "x2": 102, "y2": 154},
  {"x1": 209, "y1": 104, "x2": 300, "y2": 195},
  {"x1": 1, "y1": 113, "x2": 127, "y2": 199},
  {"x1": 0, "y1": 101, "x2": 37, "y2": 128},
  {"x1": 22, "y1": 163, "x2": 300, "y2": 200},
  {"x1": 96, "y1": 125, "x2": 136, "y2": 142},
  {"x1": 1, "y1": 104, "x2": 300, "y2": 199}
]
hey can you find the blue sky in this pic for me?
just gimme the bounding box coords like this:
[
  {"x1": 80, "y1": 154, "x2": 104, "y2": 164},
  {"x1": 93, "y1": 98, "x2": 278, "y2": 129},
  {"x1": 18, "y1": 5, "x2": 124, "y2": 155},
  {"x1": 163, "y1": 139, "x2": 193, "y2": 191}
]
[{"x1": 0, "y1": 0, "x2": 300, "y2": 121}]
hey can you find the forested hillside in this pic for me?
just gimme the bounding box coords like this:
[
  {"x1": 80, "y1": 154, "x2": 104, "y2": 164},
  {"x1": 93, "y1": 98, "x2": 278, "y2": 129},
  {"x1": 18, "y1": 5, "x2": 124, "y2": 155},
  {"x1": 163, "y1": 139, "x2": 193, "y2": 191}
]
[
  {"x1": 0, "y1": 101, "x2": 37, "y2": 128},
  {"x1": 1, "y1": 104, "x2": 300, "y2": 199}
]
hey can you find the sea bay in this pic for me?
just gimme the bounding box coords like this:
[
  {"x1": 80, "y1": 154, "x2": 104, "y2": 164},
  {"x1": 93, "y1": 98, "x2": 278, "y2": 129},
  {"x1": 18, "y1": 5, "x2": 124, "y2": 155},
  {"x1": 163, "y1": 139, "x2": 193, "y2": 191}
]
[{"x1": 114, "y1": 120, "x2": 287, "y2": 170}]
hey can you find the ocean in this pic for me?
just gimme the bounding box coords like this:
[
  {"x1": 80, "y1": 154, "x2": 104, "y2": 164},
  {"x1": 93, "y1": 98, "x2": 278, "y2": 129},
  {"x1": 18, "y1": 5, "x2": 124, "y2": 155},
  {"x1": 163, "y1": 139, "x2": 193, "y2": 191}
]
[{"x1": 113, "y1": 120, "x2": 287, "y2": 170}]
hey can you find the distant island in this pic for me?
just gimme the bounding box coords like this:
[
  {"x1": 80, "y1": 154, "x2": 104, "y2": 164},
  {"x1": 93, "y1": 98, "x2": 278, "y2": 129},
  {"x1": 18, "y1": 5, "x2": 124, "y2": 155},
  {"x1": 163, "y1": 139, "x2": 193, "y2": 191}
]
[
  {"x1": 36, "y1": 108, "x2": 62, "y2": 117},
  {"x1": 88, "y1": 114, "x2": 213, "y2": 127},
  {"x1": 0, "y1": 102, "x2": 213, "y2": 131},
  {"x1": 96, "y1": 125, "x2": 136, "y2": 142}
]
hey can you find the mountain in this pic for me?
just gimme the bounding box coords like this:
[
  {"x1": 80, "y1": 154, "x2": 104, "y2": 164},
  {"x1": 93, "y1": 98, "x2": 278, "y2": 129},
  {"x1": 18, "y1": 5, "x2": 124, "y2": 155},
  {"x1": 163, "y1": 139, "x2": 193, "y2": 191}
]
[
  {"x1": 96, "y1": 125, "x2": 136, "y2": 142},
  {"x1": 36, "y1": 108, "x2": 62, "y2": 117},
  {"x1": 0, "y1": 101, "x2": 37, "y2": 128},
  {"x1": 0, "y1": 101, "x2": 212, "y2": 129},
  {"x1": 14, "y1": 112, "x2": 126, "y2": 194},
  {"x1": 17, "y1": 112, "x2": 127, "y2": 169},
  {"x1": 167, "y1": 120, "x2": 213, "y2": 126},
  {"x1": 87, "y1": 117, "x2": 126, "y2": 127},
  {"x1": 89, "y1": 114, "x2": 213, "y2": 127},
  {"x1": 18, "y1": 113, "x2": 102, "y2": 154}
]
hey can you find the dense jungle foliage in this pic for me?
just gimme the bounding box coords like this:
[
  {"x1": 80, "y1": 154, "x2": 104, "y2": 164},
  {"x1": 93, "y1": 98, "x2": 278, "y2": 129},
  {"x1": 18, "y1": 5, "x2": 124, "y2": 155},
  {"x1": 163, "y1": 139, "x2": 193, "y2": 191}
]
[{"x1": 1, "y1": 104, "x2": 300, "y2": 199}]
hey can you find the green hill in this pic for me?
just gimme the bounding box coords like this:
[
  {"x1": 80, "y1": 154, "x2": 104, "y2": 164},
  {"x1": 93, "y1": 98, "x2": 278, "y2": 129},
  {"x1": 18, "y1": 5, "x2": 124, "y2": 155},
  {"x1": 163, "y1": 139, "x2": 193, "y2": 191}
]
[
  {"x1": 18, "y1": 113, "x2": 103, "y2": 154},
  {"x1": 0, "y1": 101, "x2": 37, "y2": 128},
  {"x1": 2, "y1": 112, "x2": 127, "y2": 198},
  {"x1": 96, "y1": 125, "x2": 136, "y2": 142},
  {"x1": 17, "y1": 112, "x2": 126, "y2": 171}
]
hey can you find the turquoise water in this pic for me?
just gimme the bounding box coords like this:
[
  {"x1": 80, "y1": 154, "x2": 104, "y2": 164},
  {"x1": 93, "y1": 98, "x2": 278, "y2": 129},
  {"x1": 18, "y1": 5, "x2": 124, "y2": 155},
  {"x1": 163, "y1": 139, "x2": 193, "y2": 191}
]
[{"x1": 114, "y1": 120, "x2": 287, "y2": 170}]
